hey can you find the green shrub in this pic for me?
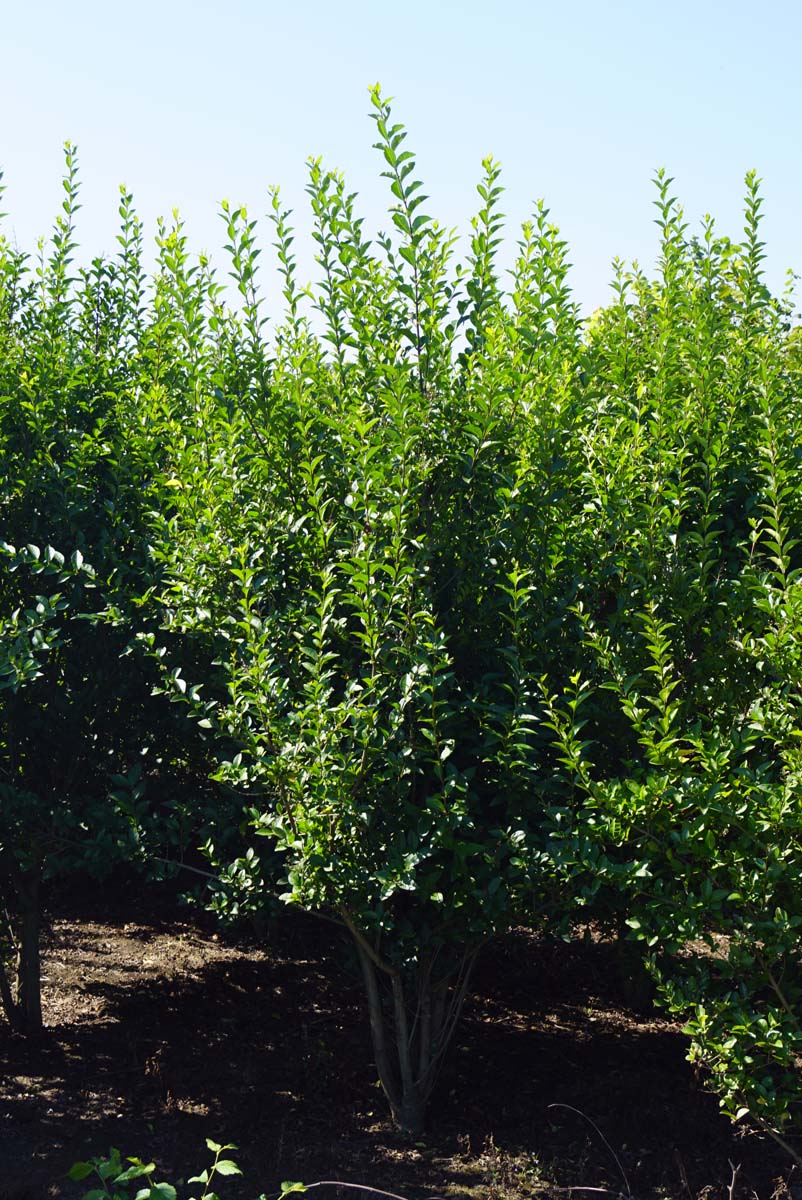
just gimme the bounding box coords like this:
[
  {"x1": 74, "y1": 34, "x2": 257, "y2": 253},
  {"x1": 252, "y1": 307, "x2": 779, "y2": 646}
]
[
  {"x1": 542, "y1": 175, "x2": 802, "y2": 1150},
  {"x1": 4, "y1": 86, "x2": 802, "y2": 1151},
  {"x1": 68, "y1": 1141, "x2": 257, "y2": 1200},
  {"x1": 0, "y1": 149, "x2": 219, "y2": 1035},
  {"x1": 153, "y1": 86, "x2": 590, "y2": 1133}
]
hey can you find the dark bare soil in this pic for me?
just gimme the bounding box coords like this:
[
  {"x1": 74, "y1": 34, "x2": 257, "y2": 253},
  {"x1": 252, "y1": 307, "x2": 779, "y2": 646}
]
[{"x1": 0, "y1": 884, "x2": 795, "y2": 1200}]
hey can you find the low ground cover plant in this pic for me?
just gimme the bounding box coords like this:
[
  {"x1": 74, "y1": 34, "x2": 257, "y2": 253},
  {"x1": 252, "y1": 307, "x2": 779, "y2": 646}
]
[
  {"x1": 69, "y1": 1141, "x2": 252, "y2": 1200},
  {"x1": 2, "y1": 87, "x2": 801, "y2": 1153}
]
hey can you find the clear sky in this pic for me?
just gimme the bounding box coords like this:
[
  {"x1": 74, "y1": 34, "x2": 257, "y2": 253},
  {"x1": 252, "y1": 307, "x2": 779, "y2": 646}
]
[{"x1": 1, "y1": 0, "x2": 800, "y2": 315}]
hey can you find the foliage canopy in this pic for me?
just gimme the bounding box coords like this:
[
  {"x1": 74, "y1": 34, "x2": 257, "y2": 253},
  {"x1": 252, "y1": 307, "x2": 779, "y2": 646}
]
[{"x1": 2, "y1": 87, "x2": 802, "y2": 1148}]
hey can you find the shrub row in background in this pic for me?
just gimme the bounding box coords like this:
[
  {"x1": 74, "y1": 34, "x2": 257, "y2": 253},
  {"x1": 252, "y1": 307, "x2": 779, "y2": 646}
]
[{"x1": 2, "y1": 88, "x2": 802, "y2": 1153}]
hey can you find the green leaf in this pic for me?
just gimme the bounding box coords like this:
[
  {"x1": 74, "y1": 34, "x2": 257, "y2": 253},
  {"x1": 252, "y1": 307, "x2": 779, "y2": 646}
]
[
  {"x1": 67, "y1": 1162, "x2": 95, "y2": 1182},
  {"x1": 146, "y1": 1185, "x2": 177, "y2": 1200},
  {"x1": 213, "y1": 1161, "x2": 242, "y2": 1177},
  {"x1": 115, "y1": 1163, "x2": 155, "y2": 1183}
]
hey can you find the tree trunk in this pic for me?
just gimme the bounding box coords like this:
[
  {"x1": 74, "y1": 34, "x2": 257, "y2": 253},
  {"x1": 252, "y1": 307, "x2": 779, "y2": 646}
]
[
  {"x1": 0, "y1": 864, "x2": 43, "y2": 1035},
  {"x1": 0, "y1": 952, "x2": 21, "y2": 1032},
  {"x1": 353, "y1": 932, "x2": 480, "y2": 1135},
  {"x1": 16, "y1": 868, "x2": 42, "y2": 1035},
  {"x1": 395, "y1": 1088, "x2": 427, "y2": 1138}
]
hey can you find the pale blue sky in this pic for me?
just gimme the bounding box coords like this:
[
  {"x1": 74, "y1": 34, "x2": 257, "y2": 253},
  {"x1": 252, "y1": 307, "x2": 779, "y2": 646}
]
[{"x1": 1, "y1": 0, "x2": 800, "y2": 314}]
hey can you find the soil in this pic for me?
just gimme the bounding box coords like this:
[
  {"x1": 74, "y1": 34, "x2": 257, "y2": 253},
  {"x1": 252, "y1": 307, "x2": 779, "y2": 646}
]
[{"x1": 0, "y1": 883, "x2": 795, "y2": 1200}]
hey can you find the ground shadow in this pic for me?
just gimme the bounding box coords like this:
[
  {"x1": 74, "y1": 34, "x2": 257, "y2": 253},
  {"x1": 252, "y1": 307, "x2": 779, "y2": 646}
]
[{"x1": 0, "y1": 893, "x2": 792, "y2": 1200}]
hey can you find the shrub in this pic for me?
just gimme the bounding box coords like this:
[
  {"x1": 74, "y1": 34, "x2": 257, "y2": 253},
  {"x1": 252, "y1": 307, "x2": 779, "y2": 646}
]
[
  {"x1": 542, "y1": 177, "x2": 802, "y2": 1149},
  {"x1": 4, "y1": 87, "x2": 802, "y2": 1151},
  {"x1": 155, "y1": 86, "x2": 588, "y2": 1133}
]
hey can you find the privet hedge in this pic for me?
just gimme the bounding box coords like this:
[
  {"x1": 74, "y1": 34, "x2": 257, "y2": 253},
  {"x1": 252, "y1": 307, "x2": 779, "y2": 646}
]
[{"x1": 2, "y1": 89, "x2": 801, "y2": 1149}]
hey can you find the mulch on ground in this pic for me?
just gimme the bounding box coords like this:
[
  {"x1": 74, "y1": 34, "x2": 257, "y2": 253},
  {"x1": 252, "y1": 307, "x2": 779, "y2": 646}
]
[{"x1": 0, "y1": 883, "x2": 794, "y2": 1199}]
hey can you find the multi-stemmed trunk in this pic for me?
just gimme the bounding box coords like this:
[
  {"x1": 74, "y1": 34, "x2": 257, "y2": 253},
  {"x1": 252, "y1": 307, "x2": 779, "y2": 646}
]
[
  {"x1": 0, "y1": 861, "x2": 43, "y2": 1036},
  {"x1": 344, "y1": 912, "x2": 482, "y2": 1134}
]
